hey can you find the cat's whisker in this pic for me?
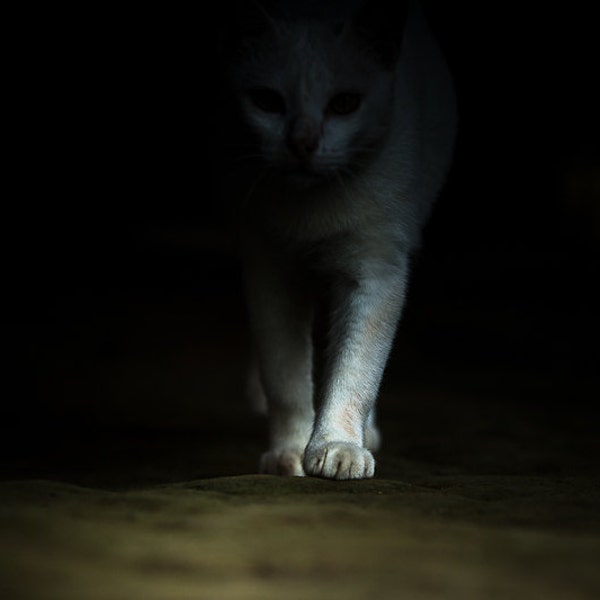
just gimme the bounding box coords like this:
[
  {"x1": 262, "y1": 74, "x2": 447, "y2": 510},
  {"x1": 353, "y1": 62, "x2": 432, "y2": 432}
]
[
  {"x1": 334, "y1": 172, "x2": 348, "y2": 199},
  {"x1": 333, "y1": 168, "x2": 355, "y2": 202},
  {"x1": 240, "y1": 166, "x2": 271, "y2": 213}
]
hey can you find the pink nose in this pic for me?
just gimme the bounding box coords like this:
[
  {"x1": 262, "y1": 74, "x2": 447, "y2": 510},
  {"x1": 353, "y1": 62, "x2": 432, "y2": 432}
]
[
  {"x1": 289, "y1": 134, "x2": 319, "y2": 159},
  {"x1": 288, "y1": 118, "x2": 320, "y2": 160}
]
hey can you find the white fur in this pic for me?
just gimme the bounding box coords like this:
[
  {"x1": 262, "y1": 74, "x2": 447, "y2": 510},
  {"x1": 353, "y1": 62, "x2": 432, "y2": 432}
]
[{"x1": 225, "y1": 1, "x2": 457, "y2": 479}]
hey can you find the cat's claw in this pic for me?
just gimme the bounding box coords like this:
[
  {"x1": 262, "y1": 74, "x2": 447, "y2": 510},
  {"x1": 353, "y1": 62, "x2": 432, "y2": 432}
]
[
  {"x1": 304, "y1": 441, "x2": 375, "y2": 480},
  {"x1": 260, "y1": 449, "x2": 306, "y2": 477}
]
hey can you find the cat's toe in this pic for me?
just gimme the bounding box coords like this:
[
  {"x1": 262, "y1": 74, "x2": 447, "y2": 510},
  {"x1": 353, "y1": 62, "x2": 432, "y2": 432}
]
[
  {"x1": 304, "y1": 442, "x2": 375, "y2": 480},
  {"x1": 260, "y1": 448, "x2": 306, "y2": 477}
]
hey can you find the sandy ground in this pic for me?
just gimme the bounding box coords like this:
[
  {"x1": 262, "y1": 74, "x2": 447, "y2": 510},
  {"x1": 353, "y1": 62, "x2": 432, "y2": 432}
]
[
  {"x1": 1, "y1": 288, "x2": 599, "y2": 599},
  {"x1": 2, "y1": 473, "x2": 600, "y2": 600}
]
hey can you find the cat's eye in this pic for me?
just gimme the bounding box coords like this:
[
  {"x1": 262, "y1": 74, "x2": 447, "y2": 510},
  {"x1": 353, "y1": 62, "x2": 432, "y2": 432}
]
[
  {"x1": 327, "y1": 92, "x2": 362, "y2": 116},
  {"x1": 248, "y1": 88, "x2": 286, "y2": 114}
]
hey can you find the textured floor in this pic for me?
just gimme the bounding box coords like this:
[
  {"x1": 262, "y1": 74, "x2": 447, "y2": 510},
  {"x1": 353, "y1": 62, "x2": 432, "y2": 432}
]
[
  {"x1": 1, "y1": 291, "x2": 599, "y2": 599},
  {"x1": 2, "y1": 472, "x2": 600, "y2": 600}
]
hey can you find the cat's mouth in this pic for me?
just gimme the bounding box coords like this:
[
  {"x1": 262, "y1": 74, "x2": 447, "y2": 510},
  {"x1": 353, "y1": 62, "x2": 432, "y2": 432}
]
[
  {"x1": 285, "y1": 167, "x2": 330, "y2": 188},
  {"x1": 275, "y1": 159, "x2": 338, "y2": 188}
]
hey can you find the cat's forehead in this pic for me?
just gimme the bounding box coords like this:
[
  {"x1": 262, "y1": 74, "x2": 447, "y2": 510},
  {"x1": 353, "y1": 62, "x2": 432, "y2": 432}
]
[
  {"x1": 282, "y1": 23, "x2": 338, "y2": 89},
  {"x1": 234, "y1": 20, "x2": 376, "y2": 92}
]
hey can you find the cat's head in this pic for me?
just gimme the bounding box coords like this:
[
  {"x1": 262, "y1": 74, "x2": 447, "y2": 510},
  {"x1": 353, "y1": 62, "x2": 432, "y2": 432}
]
[{"x1": 223, "y1": 0, "x2": 409, "y2": 187}]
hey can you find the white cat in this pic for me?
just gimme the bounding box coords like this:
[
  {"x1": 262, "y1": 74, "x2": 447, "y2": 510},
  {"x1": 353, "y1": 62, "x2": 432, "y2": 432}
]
[{"x1": 221, "y1": 0, "x2": 457, "y2": 479}]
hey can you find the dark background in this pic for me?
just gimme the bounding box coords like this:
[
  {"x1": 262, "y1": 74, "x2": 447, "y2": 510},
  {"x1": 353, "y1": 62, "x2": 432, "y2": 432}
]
[{"x1": 2, "y1": 1, "x2": 599, "y2": 478}]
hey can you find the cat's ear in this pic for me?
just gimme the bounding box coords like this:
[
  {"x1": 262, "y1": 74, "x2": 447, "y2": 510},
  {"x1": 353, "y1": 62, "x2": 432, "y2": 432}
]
[
  {"x1": 343, "y1": 0, "x2": 410, "y2": 69},
  {"x1": 217, "y1": 0, "x2": 280, "y2": 62}
]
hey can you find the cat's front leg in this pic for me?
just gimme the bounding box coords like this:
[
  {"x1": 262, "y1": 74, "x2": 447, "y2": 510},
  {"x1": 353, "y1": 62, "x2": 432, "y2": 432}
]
[
  {"x1": 304, "y1": 265, "x2": 407, "y2": 480},
  {"x1": 243, "y1": 236, "x2": 315, "y2": 476}
]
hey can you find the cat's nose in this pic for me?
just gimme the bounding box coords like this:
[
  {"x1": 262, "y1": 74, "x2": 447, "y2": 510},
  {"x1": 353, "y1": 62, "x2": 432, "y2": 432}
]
[
  {"x1": 292, "y1": 137, "x2": 319, "y2": 158},
  {"x1": 289, "y1": 135, "x2": 319, "y2": 159},
  {"x1": 288, "y1": 119, "x2": 320, "y2": 160}
]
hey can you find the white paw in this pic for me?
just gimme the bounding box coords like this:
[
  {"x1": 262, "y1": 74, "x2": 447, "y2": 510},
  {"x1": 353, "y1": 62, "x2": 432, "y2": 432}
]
[
  {"x1": 304, "y1": 441, "x2": 375, "y2": 480},
  {"x1": 260, "y1": 448, "x2": 306, "y2": 477}
]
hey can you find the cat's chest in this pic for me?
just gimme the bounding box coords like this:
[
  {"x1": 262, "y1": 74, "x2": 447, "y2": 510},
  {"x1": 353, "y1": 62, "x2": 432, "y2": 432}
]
[
  {"x1": 246, "y1": 189, "x2": 407, "y2": 280},
  {"x1": 253, "y1": 181, "x2": 380, "y2": 245}
]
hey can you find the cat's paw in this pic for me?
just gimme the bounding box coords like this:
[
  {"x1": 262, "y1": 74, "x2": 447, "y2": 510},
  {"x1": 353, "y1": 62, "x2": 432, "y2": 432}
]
[
  {"x1": 260, "y1": 448, "x2": 306, "y2": 477},
  {"x1": 304, "y1": 441, "x2": 375, "y2": 480}
]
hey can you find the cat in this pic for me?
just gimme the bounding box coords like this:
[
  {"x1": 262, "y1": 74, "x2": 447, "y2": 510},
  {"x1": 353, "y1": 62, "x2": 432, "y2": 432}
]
[{"x1": 220, "y1": 0, "x2": 457, "y2": 479}]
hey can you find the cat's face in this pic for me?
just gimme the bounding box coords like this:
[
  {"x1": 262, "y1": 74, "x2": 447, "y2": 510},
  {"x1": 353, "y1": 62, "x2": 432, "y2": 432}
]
[{"x1": 228, "y1": 19, "x2": 396, "y2": 186}]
